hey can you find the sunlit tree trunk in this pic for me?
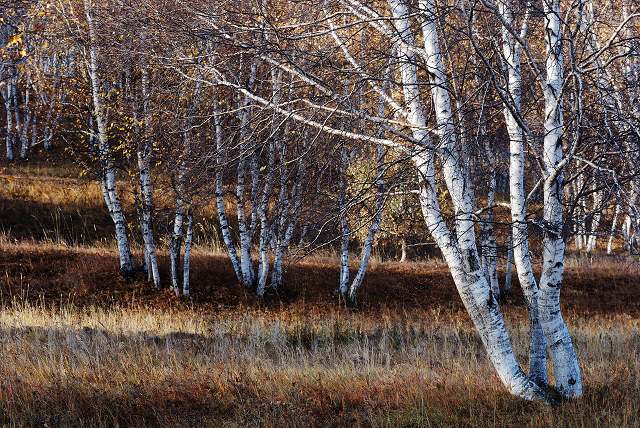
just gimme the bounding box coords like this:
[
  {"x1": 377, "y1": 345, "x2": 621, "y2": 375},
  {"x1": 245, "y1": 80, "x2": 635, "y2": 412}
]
[
  {"x1": 538, "y1": 0, "x2": 582, "y2": 397},
  {"x1": 18, "y1": 85, "x2": 32, "y2": 160},
  {"x1": 84, "y1": 0, "x2": 134, "y2": 276},
  {"x1": 495, "y1": 0, "x2": 548, "y2": 386},
  {"x1": 137, "y1": 66, "x2": 160, "y2": 288},
  {"x1": 213, "y1": 90, "x2": 243, "y2": 283},
  {"x1": 2, "y1": 76, "x2": 15, "y2": 161},
  {"x1": 388, "y1": 0, "x2": 550, "y2": 401}
]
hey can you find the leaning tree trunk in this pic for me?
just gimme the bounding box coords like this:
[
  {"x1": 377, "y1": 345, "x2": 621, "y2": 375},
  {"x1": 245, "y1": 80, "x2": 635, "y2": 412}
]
[
  {"x1": 387, "y1": 0, "x2": 551, "y2": 401},
  {"x1": 347, "y1": 87, "x2": 388, "y2": 304},
  {"x1": 213, "y1": 91, "x2": 243, "y2": 283},
  {"x1": 84, "y1": 0, "x2": 134, "y2": 276}
]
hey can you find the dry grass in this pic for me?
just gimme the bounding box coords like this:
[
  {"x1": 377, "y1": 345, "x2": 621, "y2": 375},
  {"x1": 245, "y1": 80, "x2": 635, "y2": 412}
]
[
  {"x1": 1, "y1": 298, "x2": 639, "y2": 427},
  {"x1": 1, "y1": 158, "x2": 639, "y2": 426},
  {"x1": 0, "y1": 241, "x2": 639, "y2": 427}
]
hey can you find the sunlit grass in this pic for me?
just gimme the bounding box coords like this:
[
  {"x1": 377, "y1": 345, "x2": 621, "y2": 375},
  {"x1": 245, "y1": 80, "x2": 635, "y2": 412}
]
[{"x1": 0, "y1": 299, "x2": 639, "y2": 426}]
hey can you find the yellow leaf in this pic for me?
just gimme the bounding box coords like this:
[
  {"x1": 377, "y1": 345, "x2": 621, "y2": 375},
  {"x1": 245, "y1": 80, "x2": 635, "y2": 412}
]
[{"x1": 7, "y1": 34, "x2": 22, "y2": 47}]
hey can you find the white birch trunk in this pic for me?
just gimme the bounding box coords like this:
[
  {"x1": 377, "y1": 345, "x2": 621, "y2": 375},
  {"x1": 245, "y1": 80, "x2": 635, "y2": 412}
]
[
  {"x1": 496, "y1": 0, "x2": 548, "y2": 385},
  {"x1": 504, "y1": 234, "x2": 513, "y2": 294},
  {"x1": 170, "y1": 194, "x2": 184, "y2": 294},
  {"x1": 255, "y1": 140, "x2": 276, "y2": 297},
  {"x1": 389, "y1": 0, "x2": 550, "y2": 401},
  {"x1": 399, "y1": 238, "x2": 408, "y2": 263},
  {"x1": 607, "y1": 204, "x2": 620, "y2": 254},
  {"x1": 347, "y1": 143, "x2": 385, "y2": 304},
  {"x1": 338, "y1": 146, "x2": 351, "y2": 297},
  {"x1": 480, "y1": 142, "x2": 500, "y2": 301},
  {"x1": 182, "y1": 207, "x2": 193, "y2": 297},
  {"x1": 347, "y1": 86, "x2": 388, "y2": 304},
  {"x1": 538, "y1": 0, "x2": 582, "y2": 397},
  {"x1": 235, "y1": 62, "x2": 258, "y2": 289},
  {"x1": 19, "y1": 86, "x2": 32, "y2": 160},
  {"x1": 84, "y1": 0, "x2": 134, "y2": 275},
  {"x1": 586, "y1": 187, "x2": 603, "y2": 253},
  {"x1": 137, "y1": 66, "x2": 160, "y2": 288},
  {"x1": 271, "y1": 138, "x2": 306, "y2": 289},
  {"x1": 213, "y1": 91, "x2": 243, "y2": 283},
  {"x1": 2, "y1": 78, "x2": 15, "y2": 161}
]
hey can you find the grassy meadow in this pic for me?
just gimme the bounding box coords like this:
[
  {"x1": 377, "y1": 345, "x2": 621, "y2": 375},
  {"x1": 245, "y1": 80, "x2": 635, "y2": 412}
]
[{"x1": 0, "y1": 160, "x2": 639, "y2": 426}]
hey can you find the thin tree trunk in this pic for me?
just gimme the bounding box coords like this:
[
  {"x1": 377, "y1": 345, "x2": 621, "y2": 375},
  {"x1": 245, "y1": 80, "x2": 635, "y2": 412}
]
[
  {"x1": 496, "y1": 0, "x2": 548, "y2": 386},
  {"x1": 19, "y1": 86, "x2": 32, "y2": 160},
  {"x1": 586, "y1": 187, "x2": 603, "y2": 253},
  {"x1": 213, "y1": 91, "x2": 243, "y2": 283},
  {"x1": 338, "y1": 145, "x2": 351, "y2": 297},
  {"x1": 255, "y1": 140, "x2": 276, "y2": 297},
  {"x1": 182, "y1": 207, "x2": 193, "y2": 297},
  {"x1": 347, "y1": 85, "x2": 388, "y2": 304},
  {"x1": 2, "y1": 78, "x2": 15, "y2": 161},
  {"x1": 480, "y1": 142, "x2": 500, "y2": 301},
  {"x1": 347, "y1": 143, "x2": 385, "y2": 304},
  {"x1": 504, "y1": 234, "x2": 513, "y2": 295},
  {"x1": 235, "y1": 62, "x2": 258, "y2": 289},
  {"x1": 607, "y1": 204, "x2": 620, "y2": 254},
  {"x1": 84, "y1": 0, "x2": 134, "y2": 276},
  {"x1": 538, "y1": 0, "x2": 582, "y2": 397},
  {"x1": 137, "y1": 66, "x2": 160, "y2": 288},
  {"x1": 170, "y1": 195, "x2": 184, "y2": 295}
]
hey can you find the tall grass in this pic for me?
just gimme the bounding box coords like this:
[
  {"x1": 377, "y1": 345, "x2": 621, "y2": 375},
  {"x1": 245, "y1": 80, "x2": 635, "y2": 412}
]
[{"x1": 0, "y1": 300, "x2": 639, "y2": 426}]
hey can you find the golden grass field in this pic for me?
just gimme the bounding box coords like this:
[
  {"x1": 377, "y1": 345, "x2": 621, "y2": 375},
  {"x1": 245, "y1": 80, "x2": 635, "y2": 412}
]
[{"x1": 1, "y1": 161, "x2": 639, "y2": 426}]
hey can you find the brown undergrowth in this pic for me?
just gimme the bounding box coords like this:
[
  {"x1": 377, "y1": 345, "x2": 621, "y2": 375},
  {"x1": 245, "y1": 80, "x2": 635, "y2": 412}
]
[{"x1": 0, "y1": 242, "x2": 639, "y2": 427}]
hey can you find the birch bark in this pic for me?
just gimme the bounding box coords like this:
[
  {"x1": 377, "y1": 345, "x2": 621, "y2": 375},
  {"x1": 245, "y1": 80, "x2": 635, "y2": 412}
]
[
  {"x1": 496, "y1": 0, "x2": 548, "y2": 385},
  {"x1": 387, "y1": 0, "x2": 550, "y2": 401},
  {"x1": 138, "y1": 66, "x2": 160, "y2": 288},
  {"x1": 538, "y1": 0, "x2": 582, "y2": 397},
  {"x1": 84, "y1": 0, "x2": 134, "y2": 276},
  {"x1": 213, "y1": 90, "x2": 243, "y2": 283}
]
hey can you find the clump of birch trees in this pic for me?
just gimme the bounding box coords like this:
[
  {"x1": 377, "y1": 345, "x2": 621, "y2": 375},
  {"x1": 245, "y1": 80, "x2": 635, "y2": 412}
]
[{"x1": 1, "y1": 0, "x2": 639, "y2": 403}]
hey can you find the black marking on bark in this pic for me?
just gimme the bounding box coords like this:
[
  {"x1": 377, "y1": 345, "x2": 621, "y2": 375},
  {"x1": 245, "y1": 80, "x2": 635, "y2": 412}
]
[{"x1": 463, "y1": 249, "x2": 479, "y2": 272}]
